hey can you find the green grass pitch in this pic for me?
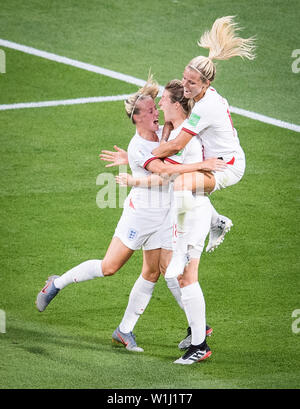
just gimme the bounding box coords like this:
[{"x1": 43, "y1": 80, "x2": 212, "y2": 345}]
[{"x1": 0, "y1": 0, "x2": 299, "y2": 389}]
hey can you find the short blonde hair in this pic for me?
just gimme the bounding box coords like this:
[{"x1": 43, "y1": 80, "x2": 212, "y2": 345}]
[
  {"x1": 125, "y1": 74, "x2": 160, "y2": 123},
  {"x1": 189, "y1": 16, "x2": 256, "y2": 82}
]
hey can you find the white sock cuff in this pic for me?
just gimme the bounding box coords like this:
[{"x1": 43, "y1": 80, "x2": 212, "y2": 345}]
[
  {"x1": 85, "y1": 259, "x2": 103, "y2": 278},
  {"x1": 54, "y1": 259, "x2": 103, "y2": 290},
  {"x1": 187, "y1": 244, "x2": 204, "y2": 259},
  {"x1": 137, "y1": 274, "x2": 156, "y2": 295},
  {"x1": 164, "y1": 275, "x2": 180, "y2": 286},
  {"x1": 181, "y1": 281, "x2": 201, "y2": 299}
]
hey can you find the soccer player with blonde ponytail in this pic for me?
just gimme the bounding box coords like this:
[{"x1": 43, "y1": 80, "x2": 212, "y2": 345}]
[
  {"x1": 152, "y1": 16, "x2": 256, "y2": 364},
  {"x1": 154, "y1": 15, "x2": 255, "y2": 179},
  {"x1": 191, "y1": 15, "x2": 255, "y2": 78}
]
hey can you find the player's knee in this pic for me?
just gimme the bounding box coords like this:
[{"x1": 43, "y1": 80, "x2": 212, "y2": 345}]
[
  {"x1": 101, "y1": 261, "x2": 118, "y2": 276},
  {"x1": 142, "y1": 270, "x2": 160, "y2": 283},
  {"x1": 179, "y1": 277, "x2": 197, "y2": 288},
  {"x1": 159, "y1": 261, "x2": 167, "y2": 276}
]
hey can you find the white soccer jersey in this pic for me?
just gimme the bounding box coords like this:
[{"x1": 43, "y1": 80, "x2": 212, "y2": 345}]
[
  {"x1": 114, "y1": 126, "x2": 172, "y2": 250},
  {"x1": 127, "y1": 126, "x2": 171, "y2": 209},
  {"x1": 182, "y1": 87, "x2": 242, "y2": 161},
  {"x1": 164, "y1": 123, "x2": 203, "y2": 165}
]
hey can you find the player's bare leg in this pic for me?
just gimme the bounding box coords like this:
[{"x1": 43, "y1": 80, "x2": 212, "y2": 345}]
[{"x1": 36, "y1": 238, "x2": 134, "y2": 311}]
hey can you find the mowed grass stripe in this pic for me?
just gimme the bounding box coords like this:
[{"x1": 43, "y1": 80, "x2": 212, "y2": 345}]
[{"x1": 0, "y1": 47, "x2": 138, "y2": 105}]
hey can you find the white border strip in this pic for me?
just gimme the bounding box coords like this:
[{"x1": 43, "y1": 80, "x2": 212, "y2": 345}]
[
  {"x1": 0, "y1": 38, "x2": 299, "y2": 133},
  {"x1": 229, "y1": 106, "x2": 300, "y2": 133},
  {"x1": 0, "y1": 94, "x2": 132, "y2": 111}
]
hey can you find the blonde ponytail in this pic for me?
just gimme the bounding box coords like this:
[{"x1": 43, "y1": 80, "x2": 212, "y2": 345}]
[
  {"x1": 125, "y1": 73, "x2": 159, "y2": 123},
  {"x1": 189, "y1": 16, "x2": 256, "y2": 82}
]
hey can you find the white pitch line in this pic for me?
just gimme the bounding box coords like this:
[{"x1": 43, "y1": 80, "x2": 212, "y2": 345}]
[
  {"x1": 229, "y1": 106, "x2": 300, "y2": 133},
  {"x1": 0, "y1": 94, "x2": 133, "y2": 111},
  {"x1": 0, "y1": 38, "x2": 299, "y2": 133},
  {"x1": 0, "y1": 39, "x2": 147, "y2": 88}
]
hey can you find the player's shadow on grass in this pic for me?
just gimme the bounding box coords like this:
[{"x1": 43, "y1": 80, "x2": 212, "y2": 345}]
[
  {"x1": 7, "y1": 324, "x2": 114, "y2": 356},
  {"x1": 7, "y1": 323, "x2": 188, "y2": 364}
]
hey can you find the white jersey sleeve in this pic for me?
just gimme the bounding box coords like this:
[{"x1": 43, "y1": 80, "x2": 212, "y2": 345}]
[
  {"x1": 128, "y1": 127, "x2": 162, "y2": 174},
  {"x1": 130, "y1": 140, "x2": 159, "y2": 170},
  {"x1": 182, "y1": 105, "x2": 211, "y2": 136},
  {"x1": 181, "y1": 87, "x2": 241, "y2": 160},
  {"x1": 164, "y1": 123, "x2": 203, "y2": 165}
]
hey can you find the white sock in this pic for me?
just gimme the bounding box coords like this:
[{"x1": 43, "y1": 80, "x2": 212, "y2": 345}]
[
  {"x1": 173, "y1": 211, "x2": 188, "y2": 253},
  {"x1": 119, "y1": 274, "x2": 155, "y2": 333},
  {"x1": 54, "y1": 259, "x2": 103, "y2": 290},
  {"x1": 187, "y1": 196, "x2": 212, "y2": 256},
  {"x1": 174, "y1": 195, "x2": 211, "y2": 255},
  {"x1": 210, "y1": 204, "x2": 220, "y2": 226},
  {"x1": 181, "y1": 282, "x2": 206, "y2": 346},
  {"x1": 173, "y1": 192, "x2": 193, "y2": 254},
  {"x1": 165, "y1": 276, "x2": 184, "y2": 310}
]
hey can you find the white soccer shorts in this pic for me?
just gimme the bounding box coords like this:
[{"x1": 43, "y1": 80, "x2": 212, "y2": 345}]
[
  {"x1": 212, "y1": 148, "x2": 246, "y2": 192},
  {"x1": 114, "y1": 201, "x2": 172, "y2": 251}
]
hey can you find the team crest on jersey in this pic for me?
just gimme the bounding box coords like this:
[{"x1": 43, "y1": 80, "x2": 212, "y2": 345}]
[
  {"x1": 128, "y1": 228, "x2": 138, "y2": 240},
  {"x1": 188, "y1": 113, "x2": 201, "y2": 127}
]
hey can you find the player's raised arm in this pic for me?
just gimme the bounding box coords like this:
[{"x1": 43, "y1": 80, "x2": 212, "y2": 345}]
[{"x1": 152, "y1": 129, "x2": 193, "y2": 158}]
